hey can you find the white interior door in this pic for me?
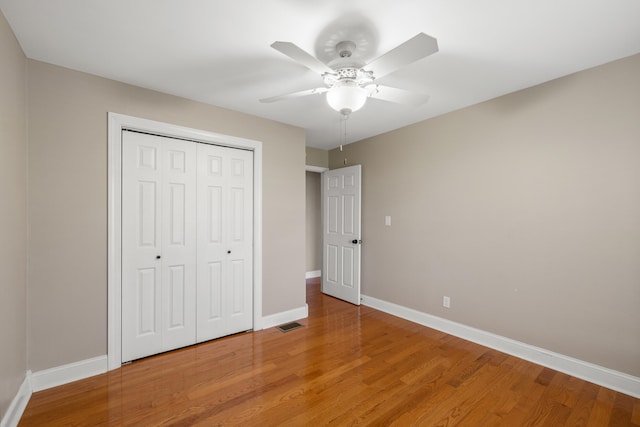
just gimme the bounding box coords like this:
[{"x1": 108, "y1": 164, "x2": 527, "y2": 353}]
[
  {"x1": 322, "y1": 165, "x2": 362, "y2": 305},
  {"x1": 196, "y1": 143, "x2": 254, "y2": 342},
  {"x1": 122, "y1": 131, "x2": 197, "y2": 362}
]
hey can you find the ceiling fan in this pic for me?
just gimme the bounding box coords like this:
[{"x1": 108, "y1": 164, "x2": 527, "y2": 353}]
[{"x1": 260, "y1": 32, "x2": 439, "y2": 116}]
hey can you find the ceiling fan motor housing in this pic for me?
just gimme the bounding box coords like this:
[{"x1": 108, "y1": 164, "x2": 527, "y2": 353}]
[{"x1": 323, "y1": 68, "x2": 374, "y2": 87}]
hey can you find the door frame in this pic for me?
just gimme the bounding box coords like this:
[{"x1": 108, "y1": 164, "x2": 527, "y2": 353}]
[{"x1": 107, "y1": 112, "x2": 263, "y2": 370}]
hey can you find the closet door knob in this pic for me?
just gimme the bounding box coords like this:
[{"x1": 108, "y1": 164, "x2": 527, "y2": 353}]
[
  {"x1": 156, "y1": 255, "x2": 161, "y2": 259},
  {"x1": 227, "y1": 250, "x2": 231, "y2": 254}
]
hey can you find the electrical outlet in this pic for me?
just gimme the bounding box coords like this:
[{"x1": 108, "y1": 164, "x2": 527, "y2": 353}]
[{"x1": 443, "y1": 296, "x2": 451, "y2": 308}]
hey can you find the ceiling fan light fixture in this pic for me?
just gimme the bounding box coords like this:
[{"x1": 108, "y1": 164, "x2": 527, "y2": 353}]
[{"x1": 326, "y1": 80, "x2": 368, "y2": 115}]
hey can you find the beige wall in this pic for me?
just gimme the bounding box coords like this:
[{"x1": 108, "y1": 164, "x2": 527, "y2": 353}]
[
  {"x1": 305, "y1": 172, "x2": 322, "y2": 272},
  {"x1": 0, "y1": 10, "x2": 28, "y2": 419},
  {"x1": 27, "y1": 60, "x2": 306, "y2": 372},
  {"x1": 330, "y1": 54, "x2": 640, "y2": 377},
  {"x1": 306, "y1": 147, "x2": 329, "y2": 169}
]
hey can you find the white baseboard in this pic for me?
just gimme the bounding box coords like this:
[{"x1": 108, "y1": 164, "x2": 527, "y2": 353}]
[
  {"x1": 261, "y1": 304, "x2": 309, "y2": 329},
  {"x1": 0, "y1": 373, "x2": 32, "y2": 427},
  {"x1": 305, "y1": 270, "x2": 321, "y2": 279},
  {"x1": 24, "y1": 306, "x2": 309, "y2": 394},
  {"x1": 361, "y1": 294, "x2": 640, "y2": 398},
  {"x1": 31, "y1": 355, "x2": 108, "y2": 392}
]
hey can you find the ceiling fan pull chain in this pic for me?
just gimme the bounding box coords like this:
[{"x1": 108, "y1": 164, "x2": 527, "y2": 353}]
[{"x1": 341, "y1": 113, "x2": 349, "y2": 165}]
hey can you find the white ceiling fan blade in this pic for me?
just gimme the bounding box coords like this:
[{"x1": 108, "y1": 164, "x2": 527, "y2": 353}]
[
  {"x1": 365, "y1": 33, "x2": 438, "y2": 79},
  {"x1": 369, "y1": 85, "x2": 430, "y2": 106},
  {"x1": 271, "y1": 41, "x2": 335, "y2": 75},
  {"x1": 259, "y1": 87, "x2": 328, "y2": 103}
]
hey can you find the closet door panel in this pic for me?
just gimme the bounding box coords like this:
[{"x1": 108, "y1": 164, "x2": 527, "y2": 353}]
[
  {"x1": 122, "y1": 132, "x2": 196, "y2": 362},
  {"x1": 161, "y1": 139, "x2": 197, "y2": 350},
  {"x1": 197, "y1": 144, "x2": 253, "y2": 341}
]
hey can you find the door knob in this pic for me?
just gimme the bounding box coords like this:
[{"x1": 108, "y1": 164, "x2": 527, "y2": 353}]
[
  {"x1": 227, "y1": 250, "x2": 231, "y2": 254},
  {"x1": 156, "y1": 255, "x2": 161, "y2": 259},
  {"x1": 351, "y1": 239, "x2": 362, "y2": 244}
]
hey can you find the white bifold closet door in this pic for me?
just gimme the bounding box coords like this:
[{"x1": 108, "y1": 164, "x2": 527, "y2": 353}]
[
  {"x1": 196, "y1": 143, "x2": 253, "y2": 342},
  {"x1": 121, "y1": 130, "x2": 253, "y2": 362},
  {"x1": 122, "y1": 131, "x2": 197, "y2": 362}
]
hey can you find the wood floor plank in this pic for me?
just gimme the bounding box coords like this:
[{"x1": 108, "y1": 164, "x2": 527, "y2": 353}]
[
  {"x1": 18, "y1": 278, "x2": 639, "y2": 426},
  {"x1": 586, "y1": 387, "x2": 617, "y2": 427},
  {"x1": 633, "y1": 398, "x2": 640, "y2": 425},
  {"x1": 609, "y1": 393, "x2": 638, "y2": 427},
  {"x1": 562, "y1": 381, "x2": 600, "y2": 427}
]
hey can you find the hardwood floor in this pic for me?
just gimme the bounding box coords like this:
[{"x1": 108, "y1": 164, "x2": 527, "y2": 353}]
[{"x1": 20, "y1": 278, "x2": 639, "y2": 426}]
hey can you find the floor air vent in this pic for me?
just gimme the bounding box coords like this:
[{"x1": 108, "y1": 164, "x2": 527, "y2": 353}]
[{"x1": 276, "y1": 322, "x2": 303, "y2": 332}]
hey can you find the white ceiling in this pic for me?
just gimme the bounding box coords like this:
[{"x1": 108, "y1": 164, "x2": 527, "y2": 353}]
[{"x1": 1, "y1": 0, "x2": 639, "y2": 149}]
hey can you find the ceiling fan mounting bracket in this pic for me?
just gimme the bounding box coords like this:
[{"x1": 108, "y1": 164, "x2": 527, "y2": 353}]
[{"x1": 335, "y1": 40, "x2": 357, "y2": 58}]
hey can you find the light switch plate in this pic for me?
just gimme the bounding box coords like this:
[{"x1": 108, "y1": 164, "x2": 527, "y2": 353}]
[{"x1": 385, "y1": 216, "x2": 391, "y2": 226}]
